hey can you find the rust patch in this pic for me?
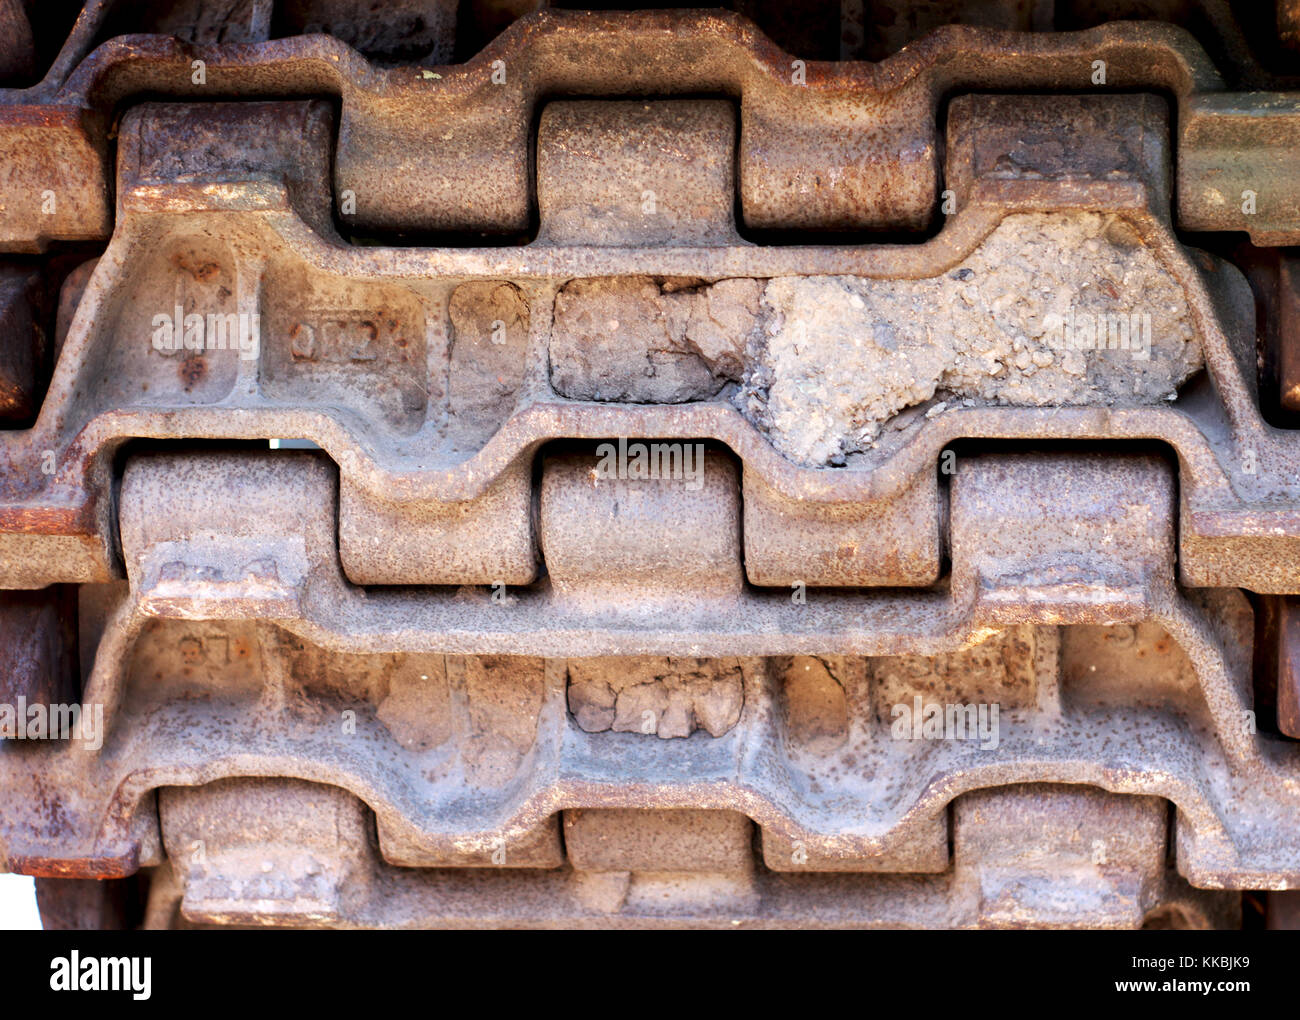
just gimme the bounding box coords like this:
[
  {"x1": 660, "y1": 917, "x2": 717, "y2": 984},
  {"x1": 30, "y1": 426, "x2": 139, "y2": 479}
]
[
  {"x1": 9, "y1": 848, "x2": 140, "y2": 880},
  {"x1": 178, "y1": 354, "x2": 208, "y2": 391},
  {"x1": 171, "y1": 252, "x2": 221, "y2": 282}
]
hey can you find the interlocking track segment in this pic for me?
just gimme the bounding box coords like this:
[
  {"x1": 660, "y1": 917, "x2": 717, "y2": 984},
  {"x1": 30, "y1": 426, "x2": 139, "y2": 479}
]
[{"x1": 6, "y1": 0, "x2": 1300, "y2": 930}]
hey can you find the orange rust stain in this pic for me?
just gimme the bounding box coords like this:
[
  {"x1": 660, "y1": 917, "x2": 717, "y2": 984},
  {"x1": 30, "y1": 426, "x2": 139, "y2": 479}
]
[
  {"x1": 179, "y1": 354, "x2": 207, "y2": 391},
  {"x1": 9, "y1": 850, "x2": 139, "y2": 879},
  {"x1": 172, "y1": 253, "x2": 221, "y2": 282},
  {"x1": 0, "y1": 504, "x2": 96, "y2": 533}
]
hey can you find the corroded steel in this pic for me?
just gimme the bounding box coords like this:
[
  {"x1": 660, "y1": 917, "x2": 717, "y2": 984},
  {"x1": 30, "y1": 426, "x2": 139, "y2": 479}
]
[{"x1": 4, "y1": 1, "x2": 1300, "y2": 931}]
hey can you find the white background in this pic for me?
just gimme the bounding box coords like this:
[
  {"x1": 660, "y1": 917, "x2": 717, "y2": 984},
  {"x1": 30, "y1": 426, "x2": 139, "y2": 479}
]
[{"x1": 0, "y1": 874, "x2": 42, "y2": 929}]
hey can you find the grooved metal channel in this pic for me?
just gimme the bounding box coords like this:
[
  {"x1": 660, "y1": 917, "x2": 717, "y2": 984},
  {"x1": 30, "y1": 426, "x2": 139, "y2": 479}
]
[{"x1": 3, "y1": 0, "x2": 1300, "y2": 930}]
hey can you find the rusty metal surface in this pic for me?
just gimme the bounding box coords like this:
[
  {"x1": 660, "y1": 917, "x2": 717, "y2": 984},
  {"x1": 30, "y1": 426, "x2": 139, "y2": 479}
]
[
  {"x1": 1283, "y1": 0, "x2": 1300, "y2": 51},
  {"x1": 0, "y1": 585, "x2": 77, "y2": 708},
  {"x1": 0, "y1": 7, "x2": 1257, "y2": 250},
  {"x1": 130, "y1": 780, "x2": 1238, "y2": 928},
  {"x1": 1266, "y1": 253, "x2": 1300, "y2": 417},
  {"x1": 1179, "y1": 93, "x2": 1300, "y2": 245},
  {"x1": 1276, "y1": 598, "x2": 1300, "y2": 739},
  {"x1": 0, "y1": 5, "x2": 1297, "y2": 248},
  {"x1": 537, "y1": 100, "x2": 740, "y2": 248},
  {"x1": 0, "y1": 87, "x2": 1291, "y2": 595},
  {"x1": 0, "y1": 0, "x2": 35, "y2": 84},
  {"x1": 0, "y1": 264, "x2": 42, "y2": 420},
  {"x1": 4, "y1": 1, "x2": 1300, "y2": 930},
  {"x1": 0, "y1": 448, "x2": 1292, "y2": 907}
]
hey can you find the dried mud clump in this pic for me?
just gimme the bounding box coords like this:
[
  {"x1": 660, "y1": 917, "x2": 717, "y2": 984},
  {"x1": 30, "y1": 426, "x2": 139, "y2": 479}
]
[
  {"x1": 550, "y1": 277, "x2": 759, "y2": 402},
  {"x1": 738, "y1": 213, "x2": 1203, "y2": 466},
  {"x1": 567, "y1": 656, "x2": 744, "y2": 738}
]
